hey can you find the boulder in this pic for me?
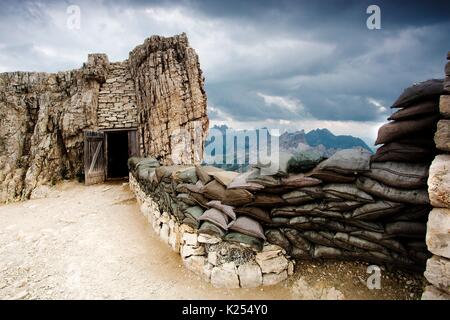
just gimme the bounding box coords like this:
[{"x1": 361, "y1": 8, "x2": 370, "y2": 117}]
[
  {"x1": 426, "y1": 208, "x2": 450, "y2": 258},
  {"x1": 262, "y1": 270, "x2": 288, "y2": 286},
  {"x1": 256, "y1": 255, "x2": 289, "y2": 274},
  {"x1": 210, "y1": 262, "x2": 240, "y2": 288},
  {"x1": 435, "y1": 120, "x2": 450, "y2": 152},
  {"x1": 237, "y1": 263, "x2": 263, "y2": 288},
  {"x1": 428, "y1": 155, "x2": 450, "y2": 208},
  {"x1": 421, "y1": 285, "x2": 450, "y2": 300},
  {"x1": 424, "y1": 255, "x2": 450, "y2": 294},
  {"x1": 440, "y1": 95, "x2": 450, "y2": 118}
]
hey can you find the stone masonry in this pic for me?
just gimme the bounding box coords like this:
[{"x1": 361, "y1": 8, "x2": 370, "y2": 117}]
[
  {"x1": 97, "y1": 62, "x2": 138, "y2": 129},
  {"x1": 422, "y1": 53, "x2": 450, "y2": 300}
]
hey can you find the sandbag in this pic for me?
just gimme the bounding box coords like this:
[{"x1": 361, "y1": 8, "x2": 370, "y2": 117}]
[
  {"x1": 323, "y1": 183, "x2": 374, "y2": 202},
  {"x1": 313, "y1": 245, "x2": 343, "y2": 259},
  {"x1": 195, "y1": 165, "x2": 224, "y2": 184},
  {"x1": 235, "y1": 207, "x2": 272, "y2": 224},
  {"x1": 334, "y1": 232, "x2": 386, "y2": 252},
  {"x1": 356, "y1": 177, "x2": 429, "y2": 204},
  {"x1": 290, "y1": 247, "x2": 313, "y2": 259},
  {"x1": 350, "y1": 230, "x2": 407, "y2": 254},
  {"x1": 352, "y1": 201, "x2": 405, "y2": 220},
  {"x1": 222, "y1": 188, "x2": 254, "y2": 206},
  {"x1": 177, "y1": 193, "x2": 196, "y2": 206},
  {"x1": 387, "y1": 205, "x2": 429, "y2": 222},
  {"x1": 272, "y1": 204, "x2": 343, "y2": 219},
  {"x1": 224, "y1": 232, "x2": 264, "y2": 251},
  {"x1": 388, "y1": 100, "x2": 439, "y2": 121},
  {"x1": 155, "y1": 165, "x2": 185, "y2": 183},
  {"x1": 189, "y1": 191, "x2": 210, "y2": 208},
  {"x1": 265, "y1": 229, "x2": 291, "y2": 253},
  {"x1": 284, "y1": 151, "x2": 326, "y2": 173},
  {"x1": 280, "y1": 174, "x2": 322, "y2": 188},
  {"x1": 289, "y1": 216, "x2": 317, "y2": 230},
  {"x1": 364, "y1": 161, "x2": 429, "y2": 189},
  {"x1": 183, "y1": 206, "x2": 204, "y2": 229},
  {"x1": 385, "y1": 221, "x2": 426, "y2": 238},
  {"x1": 228, "y1": 169, "x2": 265, "y2": 191},
  {"x1": 306, "y1": 168, "x2": 356, "y2": 183},
  {"x1": 321, "y1": 201, "x2": 362, "y2": 212},
  {"x1": 316, "y1": 147, "x2": 372, "y2": 175},
  {"x1": 229, "y1": 216, "x2": 266, "y2": 240},
  {"x1": 210, "y1": 170, "x2": 239, "y2": 187},
  {"x1": 198, "y1": 221, "x2": 226, "y2": 238},
  {"x1": 375, "y1": 114, "x2": 439, "y2": 145},
  {"x1": 251, "y1": 193, "x2": 285, "y2": 207},
  {"x1": 246, "y1": 169, "x2": 281, "y2": 187},
  {"x1": 371, "y1": 141, "x2": 435, "y2": 163},
  {"x1": 176, "y1": 181, "x2": 204, "y2": 194},
  {"x1": 281, "y1": 187, "x2": 324, "y2": 205},
  {"x1": 303, "y1": 231, "x2": 334, "y2": 247},
  {"x1": 206, "y1": 200, "x2": 236, "y2": 220},
  {"x1": 391, "y1": 79, "x2": 443, "y2": 108},
  {"x1": 198, "y1": 208, "x2": 230, "y2": 230},
  {"x1": 172, "y1": 167, "x2": 198, "y2": 184},
  {"x1": 283, "y1": 228, "x2": 313, "y2": 251},
  {"x1": 201, "y1": 180, "x2": 226, "y2": 201}
]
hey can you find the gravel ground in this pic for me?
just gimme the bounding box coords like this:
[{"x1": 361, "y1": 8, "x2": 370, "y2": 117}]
[{"x1": 0, "y1": 180, "x2": 426, "y2": 300}]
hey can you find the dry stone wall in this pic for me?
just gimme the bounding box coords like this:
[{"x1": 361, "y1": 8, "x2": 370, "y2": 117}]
[
  {"x1": 129, "y1": 173, "x2": 294, "y2": 288},
  {"x1": 97, "y1": 62, "x2": 138, "y2": 129},
  {"x1": 0, "y1": 34, "x2": 208, "y2": 203},
  {"x1": 422, "y1": 53, "x2": 450, "y2": 300}
]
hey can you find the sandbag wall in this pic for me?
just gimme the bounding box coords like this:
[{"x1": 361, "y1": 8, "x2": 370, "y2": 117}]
[
  {"x1": 129, "y1": 144, "x2": 433, "y2": 275},
  {"x1": 128, "y1": 159, "x2": 295, "y2": 288},
  {"x1": 422, "y1": 52, "x2": 450, "y2": 300}
]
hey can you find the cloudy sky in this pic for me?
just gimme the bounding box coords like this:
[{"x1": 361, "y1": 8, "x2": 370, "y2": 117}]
[{"x1": 1, "y1": 0, "x2": 449, "y2": 146}]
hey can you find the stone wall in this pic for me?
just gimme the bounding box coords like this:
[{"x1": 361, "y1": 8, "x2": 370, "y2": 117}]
[
  {"x1": 0, "y1": 34, "x2": 208, "y2": 203},
  {"x1": 97, "y1": 62, "x2": 138, "y2": 129},
  {"x1": 422, "y1": 53, "x2": 450, "y2": 300},
  {"x1": 129, "y1": 173, "x2": 294, "y2": 288}
]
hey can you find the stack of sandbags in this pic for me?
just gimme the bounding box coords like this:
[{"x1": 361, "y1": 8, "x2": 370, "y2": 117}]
[
  {"x1": 373, "y1": 79, "x2": 443, "y2": 162},
  {"x1": 128, "y1": 143, "x2": 432, "y2": 271},
  {"x1": 226, "y1": 147, "x2": 431, "y2": 271},
  {"x1": 128, "y1": 159, "x2": 269, "y2": 251}
]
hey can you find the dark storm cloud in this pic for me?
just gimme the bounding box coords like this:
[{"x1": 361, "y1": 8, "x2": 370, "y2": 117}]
[{"x1": 0, "y1": 0, "x2": 449, "y2": 128}]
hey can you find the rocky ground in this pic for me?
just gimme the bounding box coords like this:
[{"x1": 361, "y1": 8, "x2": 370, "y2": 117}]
[{"x1": 0, "y1": 180, "x2": 426, "y2": 300}]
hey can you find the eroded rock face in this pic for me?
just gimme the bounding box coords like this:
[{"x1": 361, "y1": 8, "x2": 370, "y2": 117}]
[
  {"x1": 0, "y1": 34, "x2": 208, "y2": 202},
  {"x1": 128, "y1": 33, "x2": 208, "y2": 165},
  {"x1": 0, "y1": 56, "x2": 107, "y2": 202}
]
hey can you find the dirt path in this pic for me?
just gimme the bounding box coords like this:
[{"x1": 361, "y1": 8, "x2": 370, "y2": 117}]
[{"x1": 0, "y1": 181, "x2": 425, "y2": 300}]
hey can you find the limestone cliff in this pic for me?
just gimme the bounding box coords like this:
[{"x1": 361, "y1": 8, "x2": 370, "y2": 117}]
[{"x1": 129, "y1": 33, "x2": 208, "y2": 165}]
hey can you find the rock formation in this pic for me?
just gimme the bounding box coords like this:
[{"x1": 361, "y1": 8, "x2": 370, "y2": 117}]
[{"x1": 0, "y1": 33, "x2": 208, "y2": 202}]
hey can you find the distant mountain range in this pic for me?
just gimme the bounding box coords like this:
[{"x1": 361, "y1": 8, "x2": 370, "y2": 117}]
[
  {"x1": 280, "y1": 128, "x2": 372, "y2": 156},
  {"x1": 208, "y1": 125, "x2": 372, "y2": 156}
]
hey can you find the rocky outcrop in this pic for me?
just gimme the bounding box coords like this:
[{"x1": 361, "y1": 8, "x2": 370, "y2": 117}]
[
  {"x1": 128, "y1": 33, "x2": 208, "y2": 165},
  {"x1": 0, "y1": 54, "x2": 108, "y2": 202},
  {"x1": 0, "y1": 34, "x2": 208, "y2": 202}
]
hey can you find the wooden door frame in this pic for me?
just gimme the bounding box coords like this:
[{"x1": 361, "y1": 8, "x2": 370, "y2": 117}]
[{"x1": 101, "y1": 127, "x2": 139, "y2": 180}]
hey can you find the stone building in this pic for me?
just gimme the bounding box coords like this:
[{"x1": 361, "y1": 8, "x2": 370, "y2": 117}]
[{"x1": 0, "y1": 33, "x2": 209, "y2": 202}]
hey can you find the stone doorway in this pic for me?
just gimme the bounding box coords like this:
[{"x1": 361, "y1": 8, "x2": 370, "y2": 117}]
[{"x1": 104, "y1": 129, "x2": 138, "y2": 179}]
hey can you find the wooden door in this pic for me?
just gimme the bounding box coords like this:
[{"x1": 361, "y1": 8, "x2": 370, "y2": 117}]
[
  {"x1": 84, "y1": 130, "x2": 105, "y2": 185},
  {"x1": 128, "y1": 130, "x2": 139, "y2": 157}
]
